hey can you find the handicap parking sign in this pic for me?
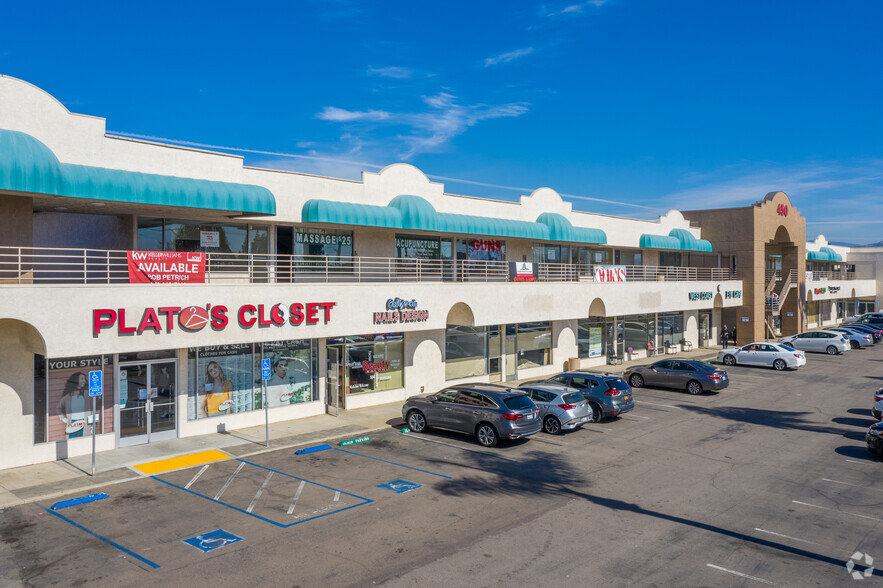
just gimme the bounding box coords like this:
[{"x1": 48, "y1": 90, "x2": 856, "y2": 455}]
[
  {"x1": 377, "y1": 480, "x2": 423, "y2": 493},
  {"x1": 88, "y1": 370, "x2": 103, "y2": 397},
  {"x1": 261, "y1": 358, "x2": 271, "y2": 381},
  {"x1": 183, "y1": 529, "x2": 243, "y2": 552}
]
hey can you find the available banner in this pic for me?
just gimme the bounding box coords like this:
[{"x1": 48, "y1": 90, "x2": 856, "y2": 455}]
[{"x1": 127, "y1": 251, "x2": 206, "y2": 284}]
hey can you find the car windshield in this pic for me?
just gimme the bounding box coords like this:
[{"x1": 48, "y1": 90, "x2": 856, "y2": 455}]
[
  {"x1": 607, "y1": 378, "x2": 630, "y2": 391},
  {"x1": 562, "y1": 392, "x2": 583, "y2": 404},
  {"x1": 503, "y1": 394, "x2": 535, "y2": 411},
  {"x1": 779, "y1": 344, "x2": 796, "y2": 351}
]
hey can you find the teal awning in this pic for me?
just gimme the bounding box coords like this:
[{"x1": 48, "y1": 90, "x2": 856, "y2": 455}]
[
  {"x1": 536, "y1": 213, "x2": 607, "y2": 244},
  {"x1": 668, "y1": 229, "x2": 713, "y2": 252},
  {"x1": 640, "y1": 234, "x2": 682, "y2": 249},
  {"x1": 302, "y1": 194, "x2": 603, "y2": 243},
  {"x1": 0, "y1": 129, "x2": 276, "y2": 215},
  {"x1": 808, "y1": 247, "x2": 842, "y2": 262}
]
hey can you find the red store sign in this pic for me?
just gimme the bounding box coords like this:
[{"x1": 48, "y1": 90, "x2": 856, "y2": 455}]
[
  {"x1": 93, "y1": 302, "x2": 336, "y2": 336},
  {"x1": 777, "y1": 204, "x2": 788, "y2": 217},
  {"x1": 471, "y1": 239, "x2": 502, "y2": 252},
  {"x1": 127, "y1": 251, "x2": 206, "y2": 284}
]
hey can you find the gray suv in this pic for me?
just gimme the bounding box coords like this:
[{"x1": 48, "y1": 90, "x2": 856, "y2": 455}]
[
  {"x1": 542, "y1": 372, "x2": 635, "y2": 422},
  {"x1": 402, "y1": 384, "x2": 541, "y2": 447}
]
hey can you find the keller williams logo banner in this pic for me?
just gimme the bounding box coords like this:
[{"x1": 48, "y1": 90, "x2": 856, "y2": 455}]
[{"x1": 127, "y1": 251, "x2": 206, "y2": 284}]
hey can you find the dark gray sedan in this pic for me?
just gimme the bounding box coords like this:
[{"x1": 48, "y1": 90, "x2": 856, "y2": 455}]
[
  {"x1": 402, "y1": 384, "x2": 541, "y2": 447},
  {"x1": 625, "y1": 360, "x2": 729, "y2": 395}
]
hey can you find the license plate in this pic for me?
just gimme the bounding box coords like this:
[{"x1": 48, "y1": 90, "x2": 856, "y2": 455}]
[
  {"x1": 525, "y1": 413, "x2": 534, "y2": 420},
  {"x1": 624, "y1": 395, "x2": 630, "y2": 401}
]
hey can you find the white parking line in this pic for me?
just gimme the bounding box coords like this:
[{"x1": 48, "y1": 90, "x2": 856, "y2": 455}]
[
  {"x1": 635, "y1": 400, "x2": 680, "y2": 409},
  {"x1": 247, "y1": 471, "x2": 274, "y2": 513},
  {"x1": 791, "y1": 500, "x2": 883, "y2": 522},
  {"x1": 753, "y1": 528, "x2": 817, "y2": 545},
  {"x1": 846, "y1": 459, "x2": 873, "y2": 465},
  {"x1": 822, "y1": 478, "x2": 883, "y2": 493},
  {"x1": 333, "y1": 491, "x2": 340, "y2": 502},
  {"x1": 531, "y1": 437, "x2": 568, "y2": 447},
  {"x1": 214, "y1": 462, "x2": 246, "y2": 501},
  {"x1": 400, "y1": 431, "x2": 518, "y2": 461},
  {"x1": 184, "y1": 464, "x2": 210, "y2": 489},
  {"x1": 623, "y1": 414, "x2": 650, "y2": 420},
  {"x1": 706, "y1": 564, "x2": 787, "y2": 587},
  {"x1": 287, "y1": 480, "x2": 306, "y2": 515}
]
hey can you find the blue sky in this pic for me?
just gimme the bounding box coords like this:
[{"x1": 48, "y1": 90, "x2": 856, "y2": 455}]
[{"x1": 3, "y1": 0, "x2": 882, "y2": 244}]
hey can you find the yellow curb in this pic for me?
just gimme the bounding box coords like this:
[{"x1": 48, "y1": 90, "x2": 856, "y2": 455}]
[{"x1": 132, "y1": 449, "x2": 230, "y2": 475}]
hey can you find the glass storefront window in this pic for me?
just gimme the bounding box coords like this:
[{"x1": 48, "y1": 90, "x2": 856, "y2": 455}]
[
  {"x1": 658, "y1": 252, "x2": 682, "y2": 267},
  {"x1": 807, "y1": 301, "x2": 819, "y2": 323},
  {"x1": 343, "y1": 333, "x2": 404, "y2": 394},
  {"x1": 457, "y1": 239, "x2": 505, "y2": 262},
  {"x1": 446, "y1": 325, "x2": 489, "y2": 380},
  {"x1": 33, "y1": 355, "x2": 46, "y2": 443},
  {"x1": 137, "y1": 219, "x2": 269, "y2": 267},
  {"x1": 516, "y1": 321, "x2": 551, "y2": 369},
  {"x1": 623, "y1": 314, "x2": 655, "y2": 355},
  {"x1": 615, "y1": 249, "x2": 642, "y2": 266},
  {"x1": 40, "y1": 355, "x2": 113, "y2": 442},
  {"x1": 577, "y1": 318, "x2": 605, "y2": 359},
  {"x1": 294, "y1": 229, "x2": 353, "y2": 258},
  {"x1": 188, "y1": 341, "x2": 318, "y2": 420},
  {"x1": 657, "y1": 312, "x2": 684, "y2": 348},
  {"x1": 532, "y1": 244, "x2": 570, "y2": 264},
  {"x1": 396, "y1": 236, "x2": 440, "y2": 259}
]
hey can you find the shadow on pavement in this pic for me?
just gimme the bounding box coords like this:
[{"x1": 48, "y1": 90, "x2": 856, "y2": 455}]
[{"x1": 678, "y1": 405, "x2": 855, "y2": 438}]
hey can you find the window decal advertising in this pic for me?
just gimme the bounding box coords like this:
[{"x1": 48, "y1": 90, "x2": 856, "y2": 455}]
[
  {"x1": 127, "y1": 251, "x2": 206, "y2": 284},
  {"x1": 45, "y1": 356, "x2": 113, "y2": 441},
  {"x1": 261, "y1": 341, "x2": 313, "y2": 407},
  {"x1": 192, "y1": 345, "x2": 254, "y2": 419},
  {"x1": 508, "y1": 262, "x2": 537, "y2": 282}
]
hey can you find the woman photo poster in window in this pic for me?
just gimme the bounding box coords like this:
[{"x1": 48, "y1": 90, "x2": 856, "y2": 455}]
[{"x1": 196, "y1": 345, "x2": 254, "y2": 418}]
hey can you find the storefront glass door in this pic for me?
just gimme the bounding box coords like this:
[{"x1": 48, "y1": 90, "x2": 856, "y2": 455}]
[
  {"x1": 118, "y1": 361, "x2": 177, "y2": 446},
  {"x1": 504, "y1": 324, "x2": 517, "y2": 381},
  {"x1": 326, "y1": 346, "x2": 342, "y2": 415}
]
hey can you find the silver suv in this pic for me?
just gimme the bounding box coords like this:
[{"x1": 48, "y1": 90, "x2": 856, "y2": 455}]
[
  {"x1": 541, "y1": 371, "x2": 635, "y2": 422},
  {"x1": 517, "y1": 382, "x2": 593, "y2": 434},
  {"x1": 402, "y1": 384, "x2": 541, "y2": 447}
]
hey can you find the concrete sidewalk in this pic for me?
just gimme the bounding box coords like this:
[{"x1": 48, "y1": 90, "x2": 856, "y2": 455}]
[{"x1": 0, "y1": 346, "x2": 721, "y2": 510}]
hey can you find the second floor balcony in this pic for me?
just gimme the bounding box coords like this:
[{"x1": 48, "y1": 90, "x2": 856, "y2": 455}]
[{"x1": 0, "y1": 246, "x2": 738, "y2": 286}]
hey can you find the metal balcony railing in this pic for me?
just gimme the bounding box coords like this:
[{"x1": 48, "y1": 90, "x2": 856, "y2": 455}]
[
  {"x1": 0, "y1": 246, "x2": 738, "y2": 286},
  {"x1": 806, "y1": 270, "x2": 858, "y2": 281}
]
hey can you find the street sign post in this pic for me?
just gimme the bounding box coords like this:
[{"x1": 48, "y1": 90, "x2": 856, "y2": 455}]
[
  {"x1": 88, "y1": 370, "x2": 102, "y2": 476},
  {"x1": 262, "y1": 358, "x2": 271, "y2": 447}
]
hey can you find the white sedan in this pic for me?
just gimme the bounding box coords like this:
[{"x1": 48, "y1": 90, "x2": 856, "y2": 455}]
[{"x1": 718, "y1": 342, "x2": 807, "y2": 370}]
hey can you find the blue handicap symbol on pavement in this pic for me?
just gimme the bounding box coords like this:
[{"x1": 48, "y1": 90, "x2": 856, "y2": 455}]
[
  {"x1": 377, "y1": 480, "x2": 423, "y2": 493},
  {"x1": 183, "y1": 529, "x2": 243, "y2": 552}
]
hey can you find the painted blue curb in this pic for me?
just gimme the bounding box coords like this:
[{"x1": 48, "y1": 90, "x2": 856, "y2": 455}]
[
  {"x1": 51, "y1": 492, "x2": 110, "y2": 510},
  {"x1": 294, "y1": 444, "x2": 332, "y2": 455}
]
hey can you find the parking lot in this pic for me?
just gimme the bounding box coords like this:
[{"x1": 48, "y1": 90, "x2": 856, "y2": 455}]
[{"x1": 1, "y1": 346, "x2": 881, "y2": 587}]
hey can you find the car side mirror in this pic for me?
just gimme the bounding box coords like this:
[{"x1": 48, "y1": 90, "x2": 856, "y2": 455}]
[{"x1": 426, "y1": 396, "x2": 437, "y2": 403}]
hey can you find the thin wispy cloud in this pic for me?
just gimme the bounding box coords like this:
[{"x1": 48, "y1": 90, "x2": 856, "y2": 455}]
[
  {"x1": 315, "y1": 106, "x2": 391, "y2": 122},
  {"x1": 317, "y1": 92, "x2": 529, "y2": 159},
  {"x1": 544, "y1": 0, "x2": 611, "y2": 17},
  {"x1": 367, "y1": 65, "x2": 414, "y2": 79},
  {"x1": 484, "y1": 47, "x2": 535, "y2": 67}
]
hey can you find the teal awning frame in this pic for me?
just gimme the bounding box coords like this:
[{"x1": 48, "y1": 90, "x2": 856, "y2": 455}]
[
  {"x1": 668, "y1": 229, "x2": 713, "y2": 252},
  {"x1": 807, "y1": 246, "x2": 842, "y2": 262},
  {"x1": 302, "y1": 194, "x2": 607, "y2": 244},
  {"x1": 0, "y1": 129, "x2": 276, "y2": 216},
  {"x1": 639, "y1": 234, "x2": 682, "y2": 249}
]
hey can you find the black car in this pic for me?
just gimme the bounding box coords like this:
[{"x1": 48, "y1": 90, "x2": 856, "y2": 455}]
[
  {"x1": 847, "y1": 313, "x2": 883, "y2": 328},
  {"x1": 625, "y1": 360, "x2": 729, "y2": 395},
  {"x1": 867, "y1": 421, "x2": 883, "y2": 458}
]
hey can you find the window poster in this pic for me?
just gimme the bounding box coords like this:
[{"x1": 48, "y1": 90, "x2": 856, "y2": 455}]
[
  {"x1": 45, "y1": 356, "x2": 113, "y2": 441},
  {"x1": 260, "y1": 340, "x2": 313, "y2": 407},
  {"x1": 193, "y1": 345, "x2": 254, "y2": 419}
]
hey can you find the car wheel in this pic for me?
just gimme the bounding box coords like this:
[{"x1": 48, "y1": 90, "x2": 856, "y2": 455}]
[
  {"x1": 406, "y1": 410, "x2": 427, "y2": 433},
  {"x1": 686, "y1": 380, "x2": 702, "y2": 395},
  {"x1": 722, "y1": 355, "x2": 736, "y2": 366},
  {"x1": 589, "y1": 402, "x2": 603, "y2": 423},
  {"x1": 543, "y1": 416, "x2": 561, "y2": 435},
  {"x1": 773, "y1": 359, "x2": 787, "y2": 371},
  {"x1": 873, "y1": 410, "x2": 881, "y2": 420},
  {"x1": 826, "y1": 345, "x2": 838, "y2": 355},
  {"x1": 850, "y1": 340, "x2": 859, "y2": 349},
  {"x1": 476, "y1": 423, "x2": 499, "y2": 447},
  {"x1": 629, "y1": 374, "x2": 644, "y2": 388}
]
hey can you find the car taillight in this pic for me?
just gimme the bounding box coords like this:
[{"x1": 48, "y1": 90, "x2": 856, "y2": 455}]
[
  {"x1": 604, "y1": 387, "x2": 620, "y2": 395},
  {"x1": 558, "y1": 403, "x2": 576, "y2": 410},
  {"x1": 502, "y1": 413, "x2": 523, "y2": 421},
  {"x1": 794, "y1": 354, "x2": 801, "y2": 358},
  {"x1": 708, "y1": 374, "x2": 723, "y2": 380}
]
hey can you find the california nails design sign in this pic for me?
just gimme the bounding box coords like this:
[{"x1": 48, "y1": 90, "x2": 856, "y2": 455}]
[
  {"x1": 127, "y1": 251, "x2": 206, "y2": 284},
  {"x1": 373, "y1": 298, "x2": 429, "y2": 325},
  {"x1": 93, "y1": 302, "x2": 336, "y2": 336}
]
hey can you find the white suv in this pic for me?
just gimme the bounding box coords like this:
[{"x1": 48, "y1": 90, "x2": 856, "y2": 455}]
[{"x1": 780, "y1": 330, "x2": 850, "y2": 355}]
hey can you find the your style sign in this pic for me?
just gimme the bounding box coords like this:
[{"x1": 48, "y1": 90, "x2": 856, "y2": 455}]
[{"x1": 93, "y1": 302, "x2": 336, "y2": 336}]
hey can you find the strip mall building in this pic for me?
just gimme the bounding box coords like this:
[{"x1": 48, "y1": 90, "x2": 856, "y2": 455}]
[{"x1": 0, "y1": 75, "x2": 879, "y2": 471}]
